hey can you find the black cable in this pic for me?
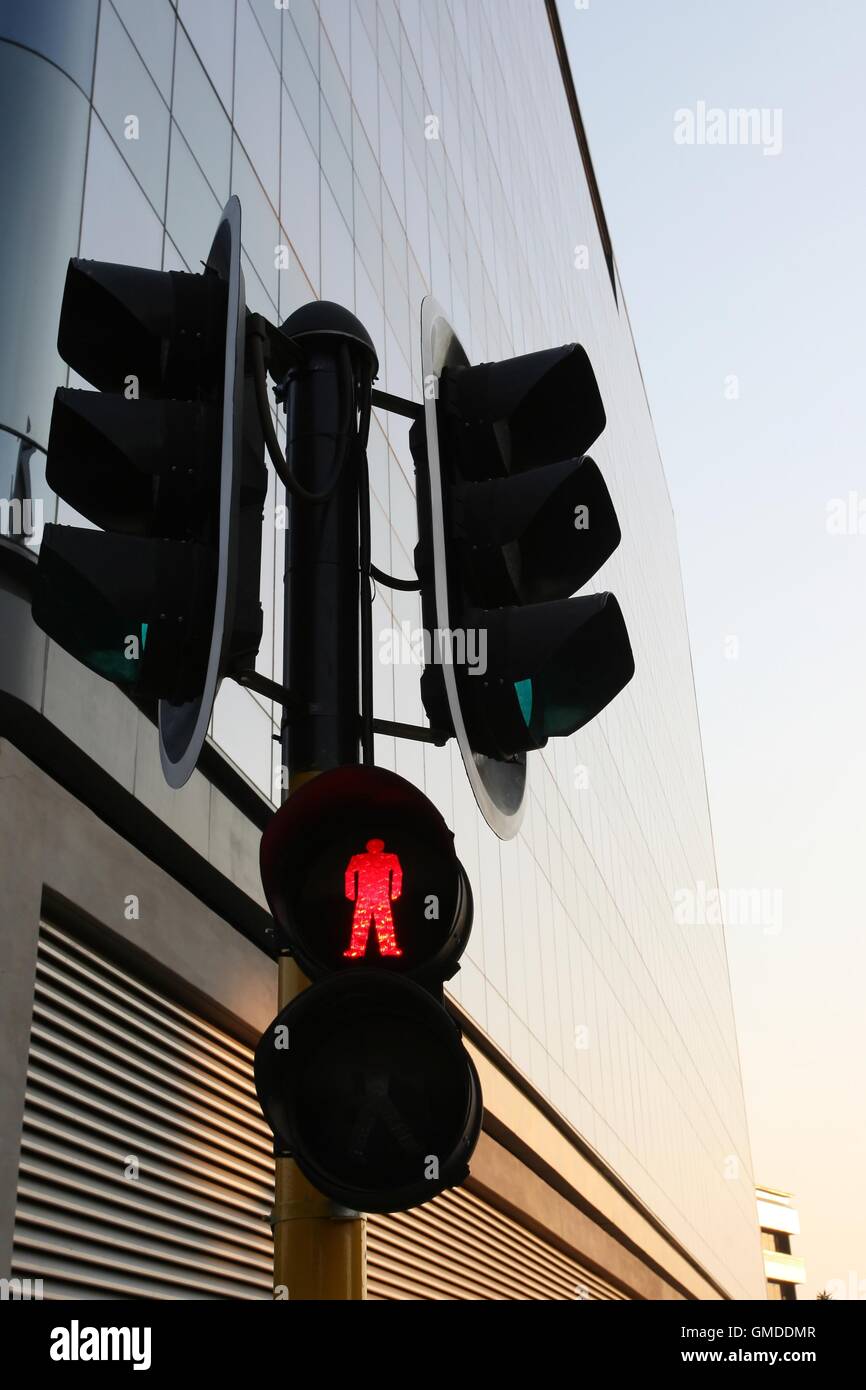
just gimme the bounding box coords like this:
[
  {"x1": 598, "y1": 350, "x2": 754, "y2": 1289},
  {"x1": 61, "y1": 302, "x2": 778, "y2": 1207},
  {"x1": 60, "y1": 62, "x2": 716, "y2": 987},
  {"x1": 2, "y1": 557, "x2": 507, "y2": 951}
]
[
  {"x1": 369, "y1": 563, "x2": 420, "y2": 592},
  {"x1": 248, "y1": 312, "x2": 377, "y2": 761},
  {"x1": 357, "y1": 376, "x2": 375, "y2": 767},
  {"x1": 249, "y1": 323, "x2": 351, "y2": 505}
]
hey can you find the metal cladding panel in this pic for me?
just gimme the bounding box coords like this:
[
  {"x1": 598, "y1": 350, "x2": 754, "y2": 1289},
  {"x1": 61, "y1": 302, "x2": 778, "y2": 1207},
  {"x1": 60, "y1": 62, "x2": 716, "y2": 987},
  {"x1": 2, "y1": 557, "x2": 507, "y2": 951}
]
[
  {"x1": 12, "y1": 923, "x2": 622, "y2": 1300},
  {"x1": 11, "y1": 923, "x2": 274, "y2": 1300},
  {"x1": 368, "y1": 1189, "x2": 625, "y2": 1301},
  {"x1": 763, "y1": 1252, "x2": 806, "y2": 1286},
  {"x1": 756, "y1": 1197, "x2": 800, "y2": 1237}
]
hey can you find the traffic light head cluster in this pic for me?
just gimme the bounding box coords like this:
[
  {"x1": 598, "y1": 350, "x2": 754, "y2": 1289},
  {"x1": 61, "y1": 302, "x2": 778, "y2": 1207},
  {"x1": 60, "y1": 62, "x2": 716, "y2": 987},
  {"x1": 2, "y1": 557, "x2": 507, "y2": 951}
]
[
  {"x1": 34, "y1": 259, "x2": 229, "y2": 702},
  {"x1": 412, "y1": 325, "x2": 635, "y2": 788},
  {"x1": 31, "y1": 198, "x2": 267, "y2": 787},
  {"x1": 255, "y1": 765, "x2": 482, "y2": 1214}
]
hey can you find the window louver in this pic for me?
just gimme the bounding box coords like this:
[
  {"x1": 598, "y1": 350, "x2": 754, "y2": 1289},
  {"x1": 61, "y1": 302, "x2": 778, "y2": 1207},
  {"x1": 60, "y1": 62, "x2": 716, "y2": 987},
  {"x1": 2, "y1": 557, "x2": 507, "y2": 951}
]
[{"x1": 13, "y1": 921, "x2": 623, "y2": 1301}]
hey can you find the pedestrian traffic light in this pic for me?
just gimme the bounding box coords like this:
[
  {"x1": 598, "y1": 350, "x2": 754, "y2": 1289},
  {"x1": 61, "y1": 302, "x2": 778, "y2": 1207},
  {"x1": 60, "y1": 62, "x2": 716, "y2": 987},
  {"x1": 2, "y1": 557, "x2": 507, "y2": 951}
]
[
  {"x1": 31, "y1": 197, "x2": 267, "y2": 787},
  {"x1": 412, "y1": 297, "x2": 634, "y2": 834},
  {"x1": 260, "y1": 763, "x2": 472, "y2": 984},
  {"x1": 256, "y1": 972, "x2": 481, "y2": 1215},
  {"x1": 255, "y1": 765, "x2": 482, "y2": 1214}
]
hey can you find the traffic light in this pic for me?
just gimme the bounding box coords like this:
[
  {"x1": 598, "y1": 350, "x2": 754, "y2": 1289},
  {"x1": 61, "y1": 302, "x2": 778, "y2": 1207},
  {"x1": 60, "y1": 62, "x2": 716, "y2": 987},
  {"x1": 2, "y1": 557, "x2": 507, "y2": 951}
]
[
  {"x1": 254, "y1": 765, "x2": 482, "y2": 1214},
  {"x1": 413, "y1": 298, "x2": 634, "y2": 831},
  {"x1": 31, "y1": 197, "x2": 267, "y2": 787}
]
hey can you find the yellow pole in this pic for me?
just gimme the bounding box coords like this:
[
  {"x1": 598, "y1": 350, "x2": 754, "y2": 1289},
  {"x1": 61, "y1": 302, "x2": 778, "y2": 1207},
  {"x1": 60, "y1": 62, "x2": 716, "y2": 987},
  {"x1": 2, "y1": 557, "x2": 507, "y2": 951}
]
[{"x1": 271, "y1": 778, "x2": 366, "y2": 1300}]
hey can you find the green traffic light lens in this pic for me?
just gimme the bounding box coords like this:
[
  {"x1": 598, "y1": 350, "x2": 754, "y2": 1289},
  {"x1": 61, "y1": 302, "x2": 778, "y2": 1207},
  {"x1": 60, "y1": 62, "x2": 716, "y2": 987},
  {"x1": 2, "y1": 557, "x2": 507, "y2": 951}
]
[
  {"x1": 463, "y1": 596, "x2": 635, "y2": 758},
  {"x1": 33, "y1": 539, "x2": 143, "y2": 685},
  {"x1": 33, "y1": 525, "x2": 219, "y2": 703},
  {"x1": 89, "y1": 644, "x2": 141, "y2": 684},
  {"x1": 514, "y1": 678, "x2": 533, "y2": 726}
]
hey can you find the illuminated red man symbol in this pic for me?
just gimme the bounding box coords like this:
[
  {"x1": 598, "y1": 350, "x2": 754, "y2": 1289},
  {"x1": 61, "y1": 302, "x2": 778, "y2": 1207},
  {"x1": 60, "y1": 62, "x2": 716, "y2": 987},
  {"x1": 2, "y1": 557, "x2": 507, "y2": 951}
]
[{"x1": 343, "y1": 838, "x2": 403, "y2": 959}]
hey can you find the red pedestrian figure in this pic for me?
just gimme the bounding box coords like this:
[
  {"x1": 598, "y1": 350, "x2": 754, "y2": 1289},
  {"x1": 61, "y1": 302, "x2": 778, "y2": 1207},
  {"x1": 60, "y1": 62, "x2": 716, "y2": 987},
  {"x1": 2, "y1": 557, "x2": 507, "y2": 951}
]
[{"x1": 343, "y1": 838, "x2": 403, "y2": 958}]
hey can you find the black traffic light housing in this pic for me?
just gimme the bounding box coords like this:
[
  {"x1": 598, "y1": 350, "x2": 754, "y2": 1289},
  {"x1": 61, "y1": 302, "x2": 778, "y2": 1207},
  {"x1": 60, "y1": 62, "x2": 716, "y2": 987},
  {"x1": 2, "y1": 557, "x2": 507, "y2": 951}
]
[
  {"x1": 31, "y1": 197, "x2": 266, "y2": 787},
  {"x1": 412, "y1": 297, "x2": 634, "y2": 836},
  {"x1": 450, "y1": 455, "x2": 621, "y2": 605},
  {"x1": 260, "y1": 763, "x2": 472, "y2": 985},
  {"x1": 255, "y1": 765, "x2": 482, "y2": 1214},
  {"x1": 256, "y1": 971, "x2": 481, "y2": 1214}
]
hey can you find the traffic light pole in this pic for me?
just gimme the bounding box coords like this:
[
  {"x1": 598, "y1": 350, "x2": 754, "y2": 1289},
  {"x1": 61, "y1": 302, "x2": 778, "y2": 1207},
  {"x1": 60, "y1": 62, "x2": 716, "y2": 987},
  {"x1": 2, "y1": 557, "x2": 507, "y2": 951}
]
[
  {"x1": 271, "y1": 313, "x2": 373, "y2": 1301},
  {"x1": 272, "y1": 955, "x2": 366, "y2": 1300},
  {"x1": 273, "y1": 532, "x2": 367, "y2": 1299}
]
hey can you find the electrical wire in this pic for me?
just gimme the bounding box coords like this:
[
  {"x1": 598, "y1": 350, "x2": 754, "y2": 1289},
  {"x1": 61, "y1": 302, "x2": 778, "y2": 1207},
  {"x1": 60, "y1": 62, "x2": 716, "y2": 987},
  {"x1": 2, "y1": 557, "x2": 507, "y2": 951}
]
[
  {"x1": 249, "y1": 322, "x2": 352, "y2": 505},
  {"x1": 357, "y1": 375, "x2": 375, "y2": 766},
  {"x1": 370, "y1": 563, "x2": 420, "y2": 591},
  {"x1": 248, "y1": 312, "x2": 381, "y2": 764}
]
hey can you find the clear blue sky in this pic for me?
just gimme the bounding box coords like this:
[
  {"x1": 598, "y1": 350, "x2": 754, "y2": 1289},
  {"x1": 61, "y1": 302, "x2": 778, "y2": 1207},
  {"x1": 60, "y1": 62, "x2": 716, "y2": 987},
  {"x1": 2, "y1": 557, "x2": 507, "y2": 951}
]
[{"x1": 561, "y1": 0, "x2": 866, "y2": 1299}]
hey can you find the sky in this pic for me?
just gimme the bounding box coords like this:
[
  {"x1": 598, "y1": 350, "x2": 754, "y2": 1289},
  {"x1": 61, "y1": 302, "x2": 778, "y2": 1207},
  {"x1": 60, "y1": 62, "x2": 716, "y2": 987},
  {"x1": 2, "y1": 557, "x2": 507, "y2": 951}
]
[{"x1": 561, "y1": 0, "x2": 866, "y2": 1299}]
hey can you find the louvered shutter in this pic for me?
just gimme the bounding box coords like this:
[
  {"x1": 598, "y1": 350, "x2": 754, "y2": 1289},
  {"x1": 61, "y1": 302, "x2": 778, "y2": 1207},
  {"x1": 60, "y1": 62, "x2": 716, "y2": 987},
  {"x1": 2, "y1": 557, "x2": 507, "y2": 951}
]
[
  {"x1": 369, "y1": 1189, "x2": 624, "y2": 1300},
  {"x1": 12, "y1": 922, "x2": 622, "y2": 1300},
  {"x1": 11, "y1": 922, "x2": 274, "y2": 1299}
]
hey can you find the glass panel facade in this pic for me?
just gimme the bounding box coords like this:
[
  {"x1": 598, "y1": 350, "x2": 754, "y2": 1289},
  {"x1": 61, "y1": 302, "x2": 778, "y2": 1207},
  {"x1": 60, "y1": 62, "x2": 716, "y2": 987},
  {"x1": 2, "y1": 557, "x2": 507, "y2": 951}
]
[
  {"x1": 110, "y1": 0, "x2": 175, "y2": 102},
  {"x1": 92, "y1": 3, "x2": 170, "y2": 214},
  {"x1": 177, "y1": 0, "x2": 235, "y2": 115},
  {"x1": 0, "y1": 0, "x2": 98, "y2": 93},
  {"x1": 281, "y1": 89, "x2": 320, "y2": 290},
  {"x1": 172, "y1": 26, "x2": 232, "y2": 204},
  {"x1": 80, "y1": 118, "x2": 164, "y2": 268},
  {"x1": 165, "y1": 123, "x2": 222, "y2": 272},
  {"x1": 233, "y1": 0, "x2": 280, "y2": 209},
  {"x1": 0, "y1": 42, "x2": 89, "y2": 446},
  {"x1": 231, "y1": 138, "x2": 280, "y2": 310}
]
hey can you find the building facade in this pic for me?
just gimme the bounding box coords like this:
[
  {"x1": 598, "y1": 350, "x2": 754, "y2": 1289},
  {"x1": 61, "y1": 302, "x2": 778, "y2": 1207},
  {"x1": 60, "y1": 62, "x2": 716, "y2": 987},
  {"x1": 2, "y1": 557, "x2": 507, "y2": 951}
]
[
  {"x1": 757, "y1": 1186, "x2": 806, "y2": 1300},
  {"x1": 0, "y1": 0, "x2": 765, "y2": 1298}
]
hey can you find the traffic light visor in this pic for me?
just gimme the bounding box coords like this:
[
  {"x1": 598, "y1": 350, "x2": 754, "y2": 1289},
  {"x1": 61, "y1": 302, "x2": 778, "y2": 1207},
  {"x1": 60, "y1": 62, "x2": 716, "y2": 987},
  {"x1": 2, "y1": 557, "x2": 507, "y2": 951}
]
[
  {"x1": 445, "y1": 344, "x2": 606, "y2": 472},
  {"x1": 58, "y1": 258, "x2": 226, "y2": 396},
  {"x1": 453, "y1": 455, "x2": 622, "y2": 604},
  {"x1": 465, "y1": 593, "x2": 635, "y2": 755},
  {"x1": 33, "y1": 524, "x2": 215, "y2": 699}
]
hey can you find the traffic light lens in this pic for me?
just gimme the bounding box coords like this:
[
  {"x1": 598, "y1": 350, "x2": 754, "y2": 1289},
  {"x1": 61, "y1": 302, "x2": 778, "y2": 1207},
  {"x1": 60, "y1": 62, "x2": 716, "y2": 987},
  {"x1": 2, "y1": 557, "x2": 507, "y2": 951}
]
[
  {"x1": 255, "y1": 972, "x2": 482, "y2": 1213},
  {"x1": 34, "y1": 525, "x2": 216, "y2": 700},
  {"x1": 33, "y1": 533, "x2": 144, "y2": 686},
  {"x1": 521, "y1": 597, "x2": 635, "y2": 745},
  {"x1": 291, "y1": 822, "x2": 461, "y2": 975},
  {"x1": 342, "y1": 840, "x2": 404, "y2": 959},
  {"x1": 261, "y1": 765, "x2": 473, "y2": 984},
  {"x1": 46, "y1": 390, "x2": 219, "y2": 535},
  {"x1": 515, "y1": 678, "x2": 533, "y2": 725},
  {"x1": 299, "y1": 1008, "x2": 457, "y2": 1183},
  {"x1": 464, "y1": 595, "x2": 635, "y2": 756}
]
